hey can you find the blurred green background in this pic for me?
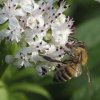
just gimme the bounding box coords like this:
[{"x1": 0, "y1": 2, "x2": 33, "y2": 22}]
[{"x1": 0, "y1": 0, "x2": 100, "y2": 100}]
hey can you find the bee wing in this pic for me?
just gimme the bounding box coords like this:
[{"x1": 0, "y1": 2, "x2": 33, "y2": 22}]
[
  {"x1": 74, "y1": 64, "x2": 82, "y2": 77},
  {"x1": 83, "y1": 64, "x2": 91, "y2": 84}
]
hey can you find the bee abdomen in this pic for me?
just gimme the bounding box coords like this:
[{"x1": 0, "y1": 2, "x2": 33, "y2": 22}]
[
  {"x1": 65, "y1": 66, "x2": 76, "y2": 77},
  {"x1": 53, "y1": 68, "x2": 71, "y2": 82}
]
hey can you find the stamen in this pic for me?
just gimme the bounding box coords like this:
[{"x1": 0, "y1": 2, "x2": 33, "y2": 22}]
[
  {"x1": 56, "y1": 48, "x2": 59, "y2": 51},
  {"x1": 39, "y1": 7, "x2": 41, "y2": 10},
  {"x1": 36, "y1": 46, "x2": 39, "y2": 48},
  {"x1": 37, "y1": 26, "x2": 39, "y2": 28},
  {"x1": 42, "y1": 9, "x2": 45, "y2": 12},
  {"x1": 8, "y1": 6, "x2": 11, "y2": 9},
  {"x1": 50, "y1": 20, "x2": 53, "y2": 23},
  {"x1": 41, "y1": 30, "x2": 44, "y2": 32},
  {"x1": 40, "y1": 42, "x2": 42, "y2": 45}
]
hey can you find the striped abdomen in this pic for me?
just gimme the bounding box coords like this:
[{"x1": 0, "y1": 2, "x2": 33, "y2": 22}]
[{"x1": 53, "y1": 63, "x2": 81, "y2": 82}]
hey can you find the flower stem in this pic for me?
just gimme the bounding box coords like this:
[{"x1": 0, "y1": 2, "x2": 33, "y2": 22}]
[
  {"x1": 0, "y1": 60, "x2": 8, "y2": 79},
  {"x1": 0, "y1": 40, "x2": 8, "y2": 78}
]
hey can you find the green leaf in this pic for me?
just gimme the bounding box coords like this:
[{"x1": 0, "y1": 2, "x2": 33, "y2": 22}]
[
  {"x1": 0, "y1": 22, "x2": 8, "y2": 31},
  {"x1": 9, "y1": 83, "x2": 52, "y2": 100},
  {"x1": 71, "y1": 0, "x2": 100, "y2": 26},
  {"x1": 71, "y1": 77, "x2": 100, "y2": 100},
  {"x1": 0, "y1": 80, "x2": 9, "y2": 100},
  {"x1": 66, "y1": 0, "x2": 73, "y2": 5},
  {"x1": 12, "y1": 67, "x2": 37, "y2": 80},
  {"x1": 10, "y1": 92, "x2": 28, "y2": 100},
  {"x1": 88, "y1": 43, "x2": 100, "y2": 69},
  {"x1": 75, "y1": 16, "x2": 100, "y2": 48}
]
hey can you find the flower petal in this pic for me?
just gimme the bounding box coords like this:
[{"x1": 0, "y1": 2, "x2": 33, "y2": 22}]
[
  {"x1": 0, "y1": 14, "x2": 8, "y2": 24},
  {"x1": 15, "y1": 9, "x2": 26, "y2": 16},
  {"x1": 9, "y1": 17, "x2": 19, "y2": 28},
  {"x1": 22, "y1": 4, "x2": 33, "y2": 13},
  {"x1": 37, "y1": 16, "x2": 44, "y2": 27}
]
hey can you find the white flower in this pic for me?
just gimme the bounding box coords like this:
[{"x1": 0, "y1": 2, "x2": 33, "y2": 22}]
[
  {"x1": 11, "y1": 0, "x2": 34, "y2": 13},
  {"x1": 5, "y1": 25, "x2": 24, "y2": 42},
  {"x1": 42, "y1": 45, "x2": 65, "y2": 61},
  {"x1": 15, "y1": 48, "x2": 33, "y2": 68},
  {"x1": 0, "y1": 29, "x2": 7, "y2": 41},
  {"x1": 25, "y1": 28, "x2": 46, "y2": 45},
  {"x1": 0, "y1": 0, "x2": 24, "y2": 28},
  {"x1": 26, "y1": 1, "x2": 48, "y2": 29},
  {"x1": 0, "y1": 0, "x2": 76, "y2": 74},
  {"x1": 18, "y1": 16, "x2": 28, "y2": 29},
  {"x1": 36, "y1": 64, "x2": 47, "y2": 76},
  {"x1": 51, "y1": 15, "x2": 74, "y2": 47},
  {"x1": 43, "y1": 1, "x2": 69, "y2": 28},
  {"x1": 32, "y1": 51, "x2": 43, "y2": 63},
  {"x1": 0, "y1": 25, "x2": 24, "y2": 42},
  {"x1": 36, "y1": 61, "x2": 57, "y2": 76},
  {"x1": 27, "y1": 15, "x2": 44, "y2": 29},
  {"x1": 15, "y1": 46, "x2": 45, "y2": 67}
]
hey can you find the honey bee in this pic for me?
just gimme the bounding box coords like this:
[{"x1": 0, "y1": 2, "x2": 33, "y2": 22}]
[
  {"x1": 41, "y1": 37, "x2": 90, "y2": 83},
  {"x1": 53, "y1": 37, "x2": 90, "y2": 82}
]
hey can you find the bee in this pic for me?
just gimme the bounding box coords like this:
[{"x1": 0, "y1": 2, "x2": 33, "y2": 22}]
[
  {"x1": 53, "y1": 37, "x2": 89, "y2": 82},
  {"x1": 41, "y1": 37, "x2": 90, "y2": 83}
]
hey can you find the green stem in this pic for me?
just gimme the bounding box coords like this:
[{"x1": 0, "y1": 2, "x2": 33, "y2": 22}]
[
  {"x1": 0, "y1": 62, "x2": 8, "y2": 79},
  {"x1": 0, "y1": 39, "x2": 8, "y2": 79}
]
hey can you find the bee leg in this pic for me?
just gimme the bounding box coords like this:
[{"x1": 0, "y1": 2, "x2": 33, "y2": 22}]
[
  {"x1": 41, "y1": 55, "x2": 61, "y2": 63},
  {"x1": 62, "y1": 59, "x2": 73, "y2": 64},
  {"x1": 64, "y1": 50, "x2": 75, "y2": 59},
  {"x1": 68, "y1": 36, "x2": 78, "y2": 43},
  {"x1": 68, "y1": 36, "x2": 85, "y2": 48},
  {"x1": 77, "y1": 41, "x2": 86, "y2": 48}
]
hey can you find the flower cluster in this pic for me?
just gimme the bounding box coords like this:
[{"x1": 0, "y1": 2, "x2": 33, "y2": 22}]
[{"x1": 0, "y1": 0, "x2": 74, "y2": 76}]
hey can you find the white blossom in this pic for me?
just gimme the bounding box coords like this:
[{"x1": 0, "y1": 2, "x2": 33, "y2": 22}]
[
  {"x1": 11, "y1": 0, "x2": 34, "y2": 14},
  {"x1": 0, "y1": 0, "x2": 75, "y2": 76},
  {"x1": 15, "y1": 48, "x2": 33, "y2": 68},
  {"x1": 5, "y1": 25, "x2": 24, "y2": 42},
  {"x1": 51, "y1": 15, "x2": 74, "y2": 47},
  {"x1": 0, "y1": 0, "x2": 25, "y2": 28}
]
